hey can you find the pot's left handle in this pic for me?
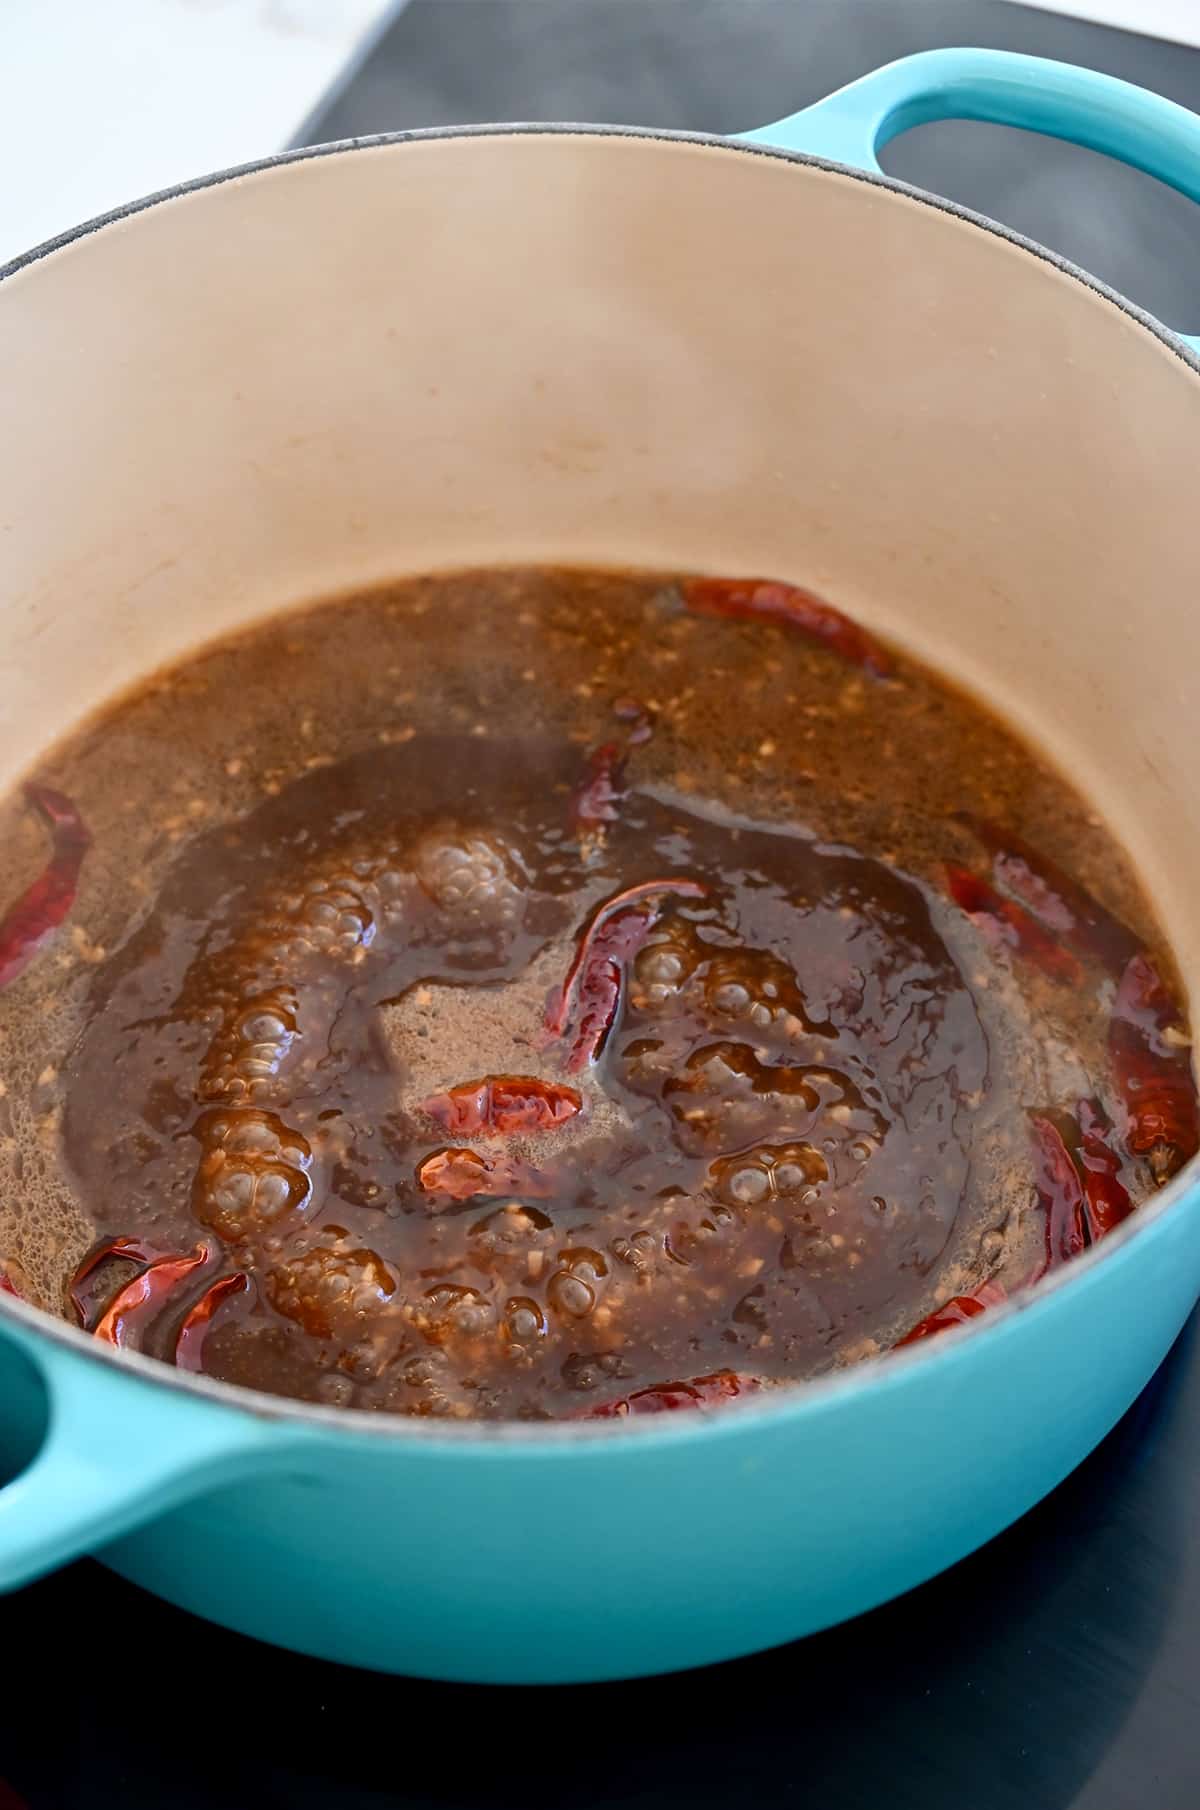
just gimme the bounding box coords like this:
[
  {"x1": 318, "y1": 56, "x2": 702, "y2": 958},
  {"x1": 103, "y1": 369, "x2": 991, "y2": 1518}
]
[
  {"x1": 0, "y1": 1308, "x2": 303, "y2": 1590},
  {"x1": 738, "y1": 47, "x2": 1200, "y2": 355}
]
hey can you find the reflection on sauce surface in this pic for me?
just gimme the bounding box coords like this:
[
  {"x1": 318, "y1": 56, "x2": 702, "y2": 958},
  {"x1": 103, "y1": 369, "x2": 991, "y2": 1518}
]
[{"x1": 0, "y1": 568, "x2": 1193, "y2": 1418}]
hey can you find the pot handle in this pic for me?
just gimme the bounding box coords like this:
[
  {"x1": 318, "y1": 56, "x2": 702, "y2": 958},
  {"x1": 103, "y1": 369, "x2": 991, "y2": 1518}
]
[
  {"x1": 0, "y1": 1310, "x2": 302, "y2": 1591},
  {"x1": 739, "y1": 47, "x2": 1200, "y2": 354}
]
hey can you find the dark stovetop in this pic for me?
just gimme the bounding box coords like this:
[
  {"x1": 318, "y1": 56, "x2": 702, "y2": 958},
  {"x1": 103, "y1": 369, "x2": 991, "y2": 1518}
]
[{"x1": 4, "y1": 5, "x2": 1200, "y2": 1807}]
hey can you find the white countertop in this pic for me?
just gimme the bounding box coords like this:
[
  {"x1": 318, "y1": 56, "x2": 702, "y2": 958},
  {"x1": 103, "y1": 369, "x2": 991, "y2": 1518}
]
[
  {"x1": 1013, "y1": 0, "x2": 1200, "y2": 44},
  {"x1": 0, "y1": 0, "x2": 1196, "y2": 269},
  {"x1": 0, "y1": 0, "x2": 402, "y2": 265}
]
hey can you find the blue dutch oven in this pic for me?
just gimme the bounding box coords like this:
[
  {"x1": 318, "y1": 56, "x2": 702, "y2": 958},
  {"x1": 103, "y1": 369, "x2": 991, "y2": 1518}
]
[{"x1": 1, "y1": 48, "x2": 1199, "y2": 1682}]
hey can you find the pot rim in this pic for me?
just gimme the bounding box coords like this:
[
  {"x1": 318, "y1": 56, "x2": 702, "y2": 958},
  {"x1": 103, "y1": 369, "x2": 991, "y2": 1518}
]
[
  {"x1": 1, "y1": 119, "x2": 1197, "y2": 1446},
  {"x1": 2, "y1": 116, "x2": 1198, "y2": 383}
]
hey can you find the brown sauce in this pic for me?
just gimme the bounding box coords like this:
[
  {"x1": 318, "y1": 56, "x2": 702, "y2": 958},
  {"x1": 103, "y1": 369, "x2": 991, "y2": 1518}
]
[{"x1": 0, "y1": 567, "x2": 1194, "y2": 1419}]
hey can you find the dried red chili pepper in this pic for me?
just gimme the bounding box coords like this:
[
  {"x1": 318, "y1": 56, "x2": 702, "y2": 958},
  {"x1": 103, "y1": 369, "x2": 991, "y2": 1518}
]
[
  {"x1": 1110, "y1": 951, "x2": 1200, "y2": 1183},
  {"x1": 895, "y1": 1279, "x2": 1007, "y2": 1348},
  {"x1": 567, "y1": 698, "x2": 655, "y2": 852},
  {"x1": 174, "y1": 1271, "x2": 251, "y2": 1372},
  {"x1": 575, "y1": 1369, "x2": 762, "y2": 1418},
  {"x1": 568, "y1": 742, "x2": 627, "y2": 849},
  {"x1": 1067, "y1": 1099, "x2": 1135, "y2": 1242},
  {"x1": 417, "y1": 1146, "x2": 551, "y2": 1202},
  {"x1": 972, "y1": 1103, "x2": 1134, "y2": 1309},
  {"x1": 93, "y1": 1243, "x2": 213, "y2": 1349},
  {"x1": 0, "y1": 1270, "x2": 20, "y2": 1299},
  {"x1": 562, "y1": 910, "x2": 671, "y2": 1072},
  {"x1": 417, "y1": 1147, "x2": 491, "y2": 1200},
  {"x1": 945, "y1": 864, "x2": 1084, "y2": 987},
  {"x1": 1030, "y1": 1114, "x2": 1087, "y2": 1271},
  {"x1": 0, "y1": 783, "x2": 91, "y2": 991},
  {"x1": 421, "y1": 1075, "x2": 583, "y2": 1137},
  {"x1": 545, "y1": 877, "x2": 708, "y2": 1070},
  {"x1": 68, "y1": 1234, "x2": 163, "y2": 1325},
  {"x1": 678, "y1": 576, "x2": 893, "y2": 678},
  {"x1": 960, "y1": 817, "x2": 1138, "y2": 974}
]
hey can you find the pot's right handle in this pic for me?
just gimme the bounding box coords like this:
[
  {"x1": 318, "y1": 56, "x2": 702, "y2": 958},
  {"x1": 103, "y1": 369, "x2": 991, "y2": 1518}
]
[
  {"x1": 0, "y1": 1306, "x2": 307, "y2": 1591},
  {"x1": 739, "y1": 48, "x2": 1200, "y2": 354}
]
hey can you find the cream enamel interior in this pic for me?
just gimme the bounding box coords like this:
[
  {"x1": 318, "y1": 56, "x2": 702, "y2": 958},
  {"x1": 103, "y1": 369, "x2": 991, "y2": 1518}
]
[{"x1": 2, "y1": 127, "x2": 1199, "y2": 1012}]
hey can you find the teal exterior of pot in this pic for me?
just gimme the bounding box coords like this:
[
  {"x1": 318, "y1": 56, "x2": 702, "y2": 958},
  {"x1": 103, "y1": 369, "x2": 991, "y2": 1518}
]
[
  {"x1": 2, "y1": 47, "x2": 1200, "y2": 1683},
  {"x1": 0, "y1": 1155, "x2": 1197, "y2": 1683}
]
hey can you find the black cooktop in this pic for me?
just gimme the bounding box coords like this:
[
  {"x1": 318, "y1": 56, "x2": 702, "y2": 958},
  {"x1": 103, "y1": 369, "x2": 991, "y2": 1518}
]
[{"x1": 4, "y1": 4, "x2": 1200, "y2": 1806}]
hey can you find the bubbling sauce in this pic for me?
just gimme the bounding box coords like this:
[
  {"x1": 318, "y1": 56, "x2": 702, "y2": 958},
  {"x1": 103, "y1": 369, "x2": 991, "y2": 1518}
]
[{"x1": 0, "y1": 567, "x2": 1194, "y2": 1419}]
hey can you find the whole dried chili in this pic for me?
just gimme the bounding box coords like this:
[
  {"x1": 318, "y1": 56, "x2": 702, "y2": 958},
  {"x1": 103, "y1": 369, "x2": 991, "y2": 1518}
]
[
  {"x1": 174, "y1": 1271, "x2": 251, "y2": 1371},
  {"x1": 0, "y1": 1270, "x2": 20, "y2": 1299},
  {"x1": 945, "y1": 864, "x2": 1084, "y2": 988},
  {"x1": 568, "y1": 743, "x2": 627, "y2": 851},
  {"x1": 960, "y1": 816, "x2": 1139, "y2": 974},
  {"x1": 421, "y1": 1075, "x2": 582, "y2": 1138},
  {"x1": 417, "y1": 1146, "x2": 551, "y2": 1203},
  {"x1": 68, "y1": 1234, "x2": 163, "y2": 1326},
  {"x1": 545, "y1": 877, "x2": 709, "y2": 1071},
  {"x1": 92, "y1": 1243, "x2": 213, "y2": 1349},
  {"x1": 895, "y1": 1280, "x2": 1007, "y2": 1347},
  {"x1": 1057, "y1": 1099, "x2": 1134, "y2": 1242},
  {"x1": 1030, "y1": 1114, "x2": 1087, "y2": 1271},
  {"x1": 1109, "y1": 951, "x2": 1200, "y2": 1182},
  {"x1": 575, "y1": 1369, "x2": 762, "y2": 1418},
  {"x1": 0, "y1": 783, "x2": 91, "y2": 991},
  {"x1": 900, "y1": 1100, "x2": 1133, "y2": 1354},
  {"x1": 567, "y1": 698, "x2": 655, "y2": 853},
  {"x1": 417, "y1": 1147, "x2": 491, "y2": 1200},
  {"x1": 677, "y1": 576, "x2": 893, "y2": 679}
]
